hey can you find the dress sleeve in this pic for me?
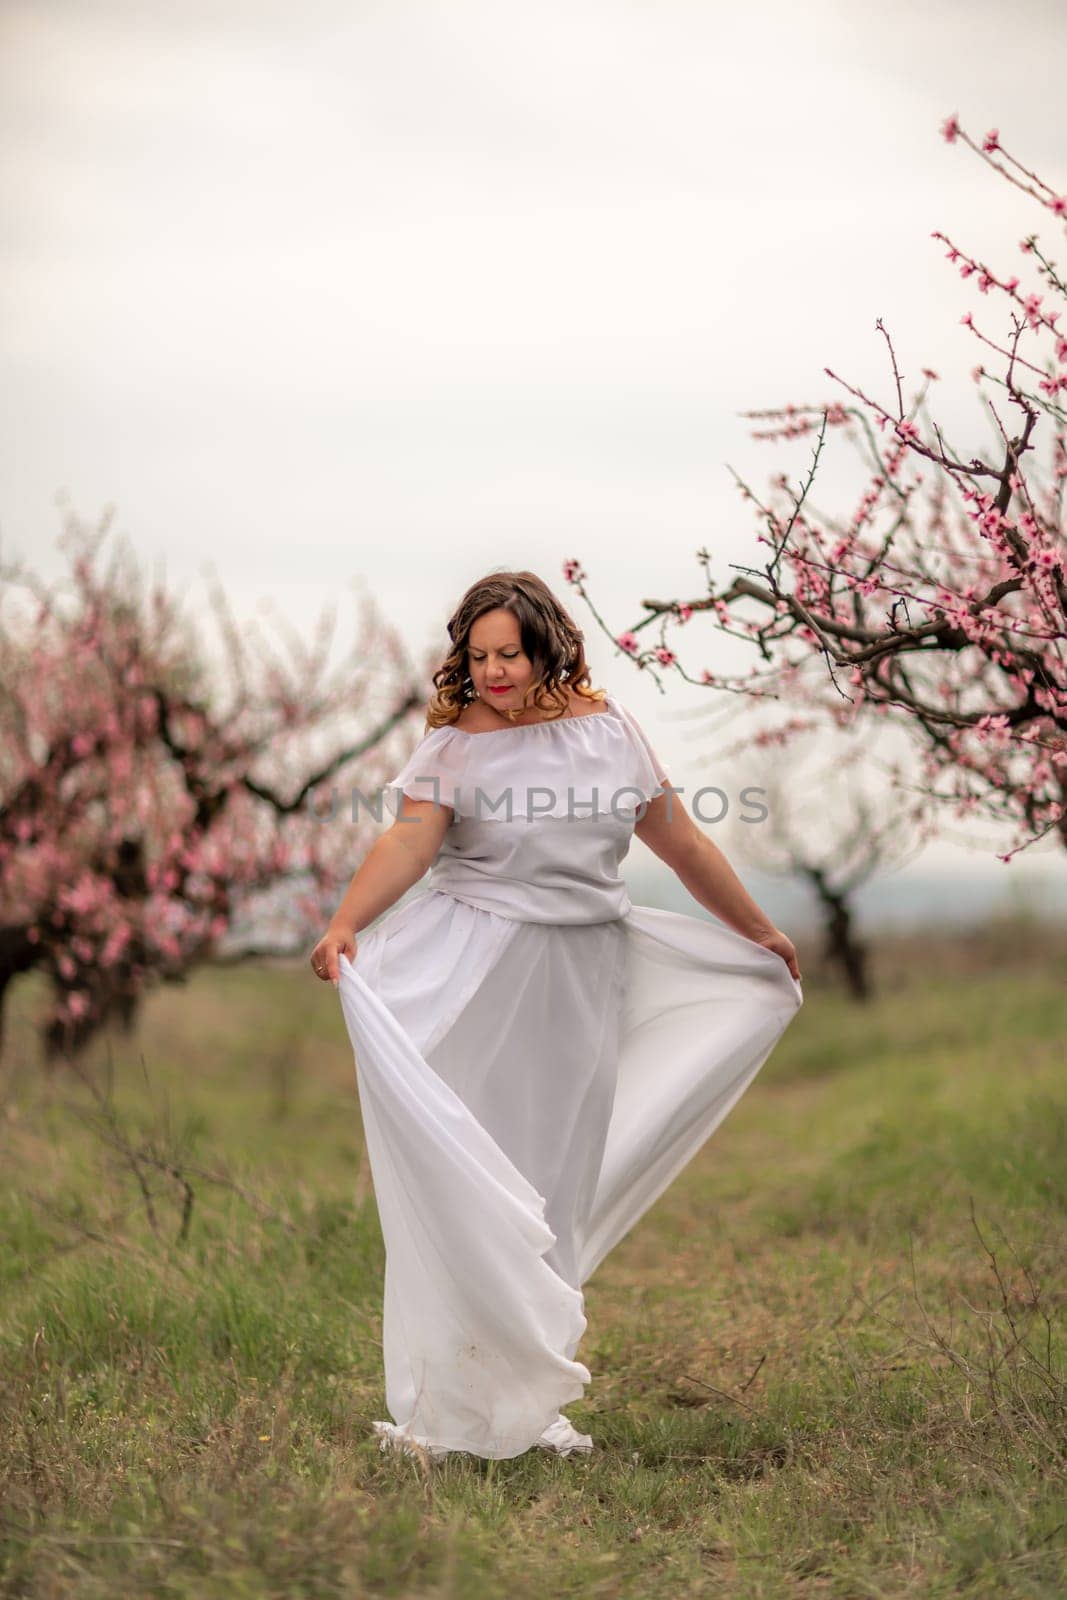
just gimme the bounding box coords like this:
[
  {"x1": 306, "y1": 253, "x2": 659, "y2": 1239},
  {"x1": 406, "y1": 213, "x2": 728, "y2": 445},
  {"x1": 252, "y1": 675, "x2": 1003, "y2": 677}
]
[
  {"x1": 611, "y1": 699, "x2": 671, "y2": 794},
  {"x1": 381, "y1": 726, "x2": 469, "y2": 822}
]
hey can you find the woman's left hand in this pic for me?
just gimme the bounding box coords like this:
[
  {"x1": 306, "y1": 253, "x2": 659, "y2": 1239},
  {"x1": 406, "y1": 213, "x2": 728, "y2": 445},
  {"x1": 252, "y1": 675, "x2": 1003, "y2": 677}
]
[{"x1": 752, "y1": 927, "x2": 802, "y2": 983}]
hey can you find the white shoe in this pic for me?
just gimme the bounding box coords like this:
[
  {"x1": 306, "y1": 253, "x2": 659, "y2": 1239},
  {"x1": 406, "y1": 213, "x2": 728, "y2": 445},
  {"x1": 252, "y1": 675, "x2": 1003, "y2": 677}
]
[
  {"x1": 373, "y1": 1414, "x2": 594, "y2": 1458},
  {"x1": 536, "y1": 1413, "x2": 594, "y2": 1456}
]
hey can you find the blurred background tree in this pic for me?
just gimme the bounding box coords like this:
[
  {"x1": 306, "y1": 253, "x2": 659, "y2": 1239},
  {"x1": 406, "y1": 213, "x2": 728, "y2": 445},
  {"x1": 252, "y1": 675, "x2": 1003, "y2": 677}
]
[
  {"x1": 730, "y1": 730, "x2": 928, "y2": 1001},
  {"x1": 0, "y1": 509, "x2": 431, "y2": 1062}
]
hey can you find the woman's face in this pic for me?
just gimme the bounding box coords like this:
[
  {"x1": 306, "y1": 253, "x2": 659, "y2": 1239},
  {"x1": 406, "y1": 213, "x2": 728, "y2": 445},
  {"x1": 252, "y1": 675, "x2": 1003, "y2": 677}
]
[{"x1": 467, "y1": 608, "x2": 534, "y2": 709}]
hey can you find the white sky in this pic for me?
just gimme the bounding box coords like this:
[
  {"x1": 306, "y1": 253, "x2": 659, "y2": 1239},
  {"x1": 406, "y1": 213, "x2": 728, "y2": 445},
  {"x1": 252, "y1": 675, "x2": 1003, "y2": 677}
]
[{"x1": 3, "y1": 0, "x2": 1066, "y2": 903}]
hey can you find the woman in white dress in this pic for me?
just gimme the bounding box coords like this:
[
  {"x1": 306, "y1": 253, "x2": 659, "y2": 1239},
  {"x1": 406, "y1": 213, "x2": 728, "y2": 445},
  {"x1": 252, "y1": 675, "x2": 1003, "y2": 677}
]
[{"x1": 310, "y1": 571, "x2": 803, "y2": 1462}]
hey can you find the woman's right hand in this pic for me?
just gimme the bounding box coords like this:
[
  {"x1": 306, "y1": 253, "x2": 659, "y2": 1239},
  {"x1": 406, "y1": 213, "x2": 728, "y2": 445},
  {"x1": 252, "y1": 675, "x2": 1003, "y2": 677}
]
[{"x1": 310, "y1": 924, "x2": 357, "y2": 988}]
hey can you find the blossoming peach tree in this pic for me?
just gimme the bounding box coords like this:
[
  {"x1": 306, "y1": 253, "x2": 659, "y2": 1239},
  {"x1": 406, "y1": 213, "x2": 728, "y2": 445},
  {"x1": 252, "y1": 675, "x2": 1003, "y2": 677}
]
[
  {"x1": 0, "y1": 512, "x2": 423, "y2": 1060},
  {"x1": 566, "y1": 118, "x2": 1066, "y2": 864}
]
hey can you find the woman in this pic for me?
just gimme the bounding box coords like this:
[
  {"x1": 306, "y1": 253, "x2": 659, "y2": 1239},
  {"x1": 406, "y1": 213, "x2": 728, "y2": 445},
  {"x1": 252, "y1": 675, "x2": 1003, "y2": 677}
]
[{"x1": 311, "y1": 570, "x2": 803, "y2": 1462}]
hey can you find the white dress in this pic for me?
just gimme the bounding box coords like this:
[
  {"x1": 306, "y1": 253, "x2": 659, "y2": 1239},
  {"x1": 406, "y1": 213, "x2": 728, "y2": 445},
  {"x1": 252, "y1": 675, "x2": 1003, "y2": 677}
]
[{"x1": 336, "y1": 692, "x2": 803, "y2": 1459}]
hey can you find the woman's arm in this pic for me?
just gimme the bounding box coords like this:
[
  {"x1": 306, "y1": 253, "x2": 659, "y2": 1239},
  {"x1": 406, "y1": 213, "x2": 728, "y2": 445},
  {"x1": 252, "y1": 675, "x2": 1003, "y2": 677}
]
[
  {"x1": 310, "y1": 795, "x2": 452, "y2": 983},
  {"x1": 328, "y1": 836, "x2": 428, "y2": 937},
  {"x1": 634, "y1": 790, "x2": 801, "y2": 980}
]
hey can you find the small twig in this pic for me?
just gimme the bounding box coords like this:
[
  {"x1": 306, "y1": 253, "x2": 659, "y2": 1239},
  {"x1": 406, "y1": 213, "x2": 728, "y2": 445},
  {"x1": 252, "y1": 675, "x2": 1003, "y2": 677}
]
[
  {"x1": 679, "y1": 1373, "x2": 757, "y2": 1413},
  {"x1": 738, "y1": 1353, "x2": 767, "y2": 1394}
]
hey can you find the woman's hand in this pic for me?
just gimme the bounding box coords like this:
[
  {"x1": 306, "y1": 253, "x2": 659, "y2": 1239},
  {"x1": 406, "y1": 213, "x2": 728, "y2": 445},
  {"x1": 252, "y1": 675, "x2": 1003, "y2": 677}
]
[
  {"x1": 310, "y1": 923, "x2": 357, "y2": 988},
  {"x1": 752, "y1": 926, "x2": 802, "y2": 983}
]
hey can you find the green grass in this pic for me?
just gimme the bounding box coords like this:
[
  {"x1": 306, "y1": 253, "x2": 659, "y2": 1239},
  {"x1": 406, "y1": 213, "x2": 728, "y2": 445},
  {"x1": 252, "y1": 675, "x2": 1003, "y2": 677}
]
[{"x1": 1, "y1": 920, "x2": 1065, "y2": 1598}]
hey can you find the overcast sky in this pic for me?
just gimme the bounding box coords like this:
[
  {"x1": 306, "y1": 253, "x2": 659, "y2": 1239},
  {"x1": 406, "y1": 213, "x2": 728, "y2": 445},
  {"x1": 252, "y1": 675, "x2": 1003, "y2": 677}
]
[{"x1": 3, "y1": 0, "x2": 1065, "y2": 904}]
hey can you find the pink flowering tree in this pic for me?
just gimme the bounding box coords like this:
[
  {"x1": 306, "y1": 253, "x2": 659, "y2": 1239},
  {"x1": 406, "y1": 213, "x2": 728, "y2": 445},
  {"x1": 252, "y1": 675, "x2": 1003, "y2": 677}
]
[
  {"x1": 566, "y1": 119, "x2": 1066, "y2": 864},
  {"x1": 0, "y1": 510, "x2": 425, "y2": 1062}
]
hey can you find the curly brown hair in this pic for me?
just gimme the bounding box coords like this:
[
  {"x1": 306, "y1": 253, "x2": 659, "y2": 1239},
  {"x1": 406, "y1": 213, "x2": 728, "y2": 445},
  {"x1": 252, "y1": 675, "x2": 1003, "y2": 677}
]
[{"x1": 426, "y1": 570, "x2": 605, "y2": 730}]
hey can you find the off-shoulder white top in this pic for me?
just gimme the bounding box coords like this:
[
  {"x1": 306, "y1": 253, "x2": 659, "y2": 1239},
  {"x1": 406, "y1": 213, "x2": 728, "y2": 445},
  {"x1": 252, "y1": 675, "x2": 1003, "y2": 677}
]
[{"x1": 381, "y1": 693, "x2": 670, "y2": 924}]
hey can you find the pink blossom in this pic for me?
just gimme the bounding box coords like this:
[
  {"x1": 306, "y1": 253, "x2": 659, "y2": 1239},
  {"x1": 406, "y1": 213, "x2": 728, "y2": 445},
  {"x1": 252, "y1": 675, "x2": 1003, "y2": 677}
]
[
  {"x1": 982, "y1": 128, "x2": 1000, "y2": 153},
  {"x1": 101, "y1": 924, "x2": 132, "y2": 965},
  {"x1": 562, "y1": 558, "x2": 584, "y2": 584},
  {"x1": 617, "y1": 631, "x2": 640, "y2": 656},
  {"x1": 654, "y1": 647, "x2": 676, "y2": 666},
  {"x1": 941, "y1": 113, "x2": 960, "y2": 142}
]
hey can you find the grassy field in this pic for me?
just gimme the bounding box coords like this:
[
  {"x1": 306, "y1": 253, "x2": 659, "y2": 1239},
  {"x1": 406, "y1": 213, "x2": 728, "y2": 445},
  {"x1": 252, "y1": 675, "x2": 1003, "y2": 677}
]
[{"x1": 1, "y1": 918, "x2": 1065, "y2": 1598}]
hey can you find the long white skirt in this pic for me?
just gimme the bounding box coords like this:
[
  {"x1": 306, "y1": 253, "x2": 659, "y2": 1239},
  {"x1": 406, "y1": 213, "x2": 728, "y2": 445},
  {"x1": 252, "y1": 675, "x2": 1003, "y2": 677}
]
[{"x1": 337, "y1": 889, "x2": 802, "y2": 1459}]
